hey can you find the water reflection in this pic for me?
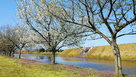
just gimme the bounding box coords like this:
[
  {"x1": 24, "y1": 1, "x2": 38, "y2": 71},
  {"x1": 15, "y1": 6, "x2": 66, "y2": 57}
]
[{"x1": 14, "y1": 54, "x2": 136, "y2": 75}]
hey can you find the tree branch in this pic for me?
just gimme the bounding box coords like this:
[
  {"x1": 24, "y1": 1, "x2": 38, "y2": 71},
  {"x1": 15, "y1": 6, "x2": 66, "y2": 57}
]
[
  {"x1": 117, "y1": 18, "x2": 136, "y2": 32},
  {"x1": 97, "y1": 0, "x2": 114, "y2": 35},
  {"x1": 117, "y1": 33, "x2": 136, "y2": 38},
  {"x1": 48, "y1": 10, "x2": 92, "y2": 29}
]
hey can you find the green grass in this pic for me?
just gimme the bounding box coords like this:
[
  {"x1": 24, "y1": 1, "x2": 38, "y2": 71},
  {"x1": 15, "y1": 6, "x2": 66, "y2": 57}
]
[
  {"x1": 0, "y1": 55, "x2": 100, "y2": 77},
  {"x1": 59, "y1": 43, "x2": 136, "y2": 60}
]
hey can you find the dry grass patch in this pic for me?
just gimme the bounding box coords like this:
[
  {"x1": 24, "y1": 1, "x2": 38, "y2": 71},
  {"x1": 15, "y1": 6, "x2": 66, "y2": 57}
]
[{"x1": 59, "y1": 48, "x2": 83, "y2": 57}]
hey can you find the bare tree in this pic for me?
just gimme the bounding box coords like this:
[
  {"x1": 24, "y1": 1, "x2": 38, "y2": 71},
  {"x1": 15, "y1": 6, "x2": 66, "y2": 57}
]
[
  {"x1": 44, "y1": 0, "x2": 136, "y2": 76},
  {"x1": 16, "y1": 0, "x2": 92, "y2": 64}
]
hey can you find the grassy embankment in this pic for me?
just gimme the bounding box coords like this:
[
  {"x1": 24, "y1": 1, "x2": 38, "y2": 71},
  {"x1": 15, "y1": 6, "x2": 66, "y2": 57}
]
[
  {"x1": 59, "y1": 43, "x2": 136, "y2": 60},
  {"x1": 0, "y1": 55, "x2": 118, "y2": 77},
  {"x1": 59, "y1": 48, "x2": 83, "y2": 57}
]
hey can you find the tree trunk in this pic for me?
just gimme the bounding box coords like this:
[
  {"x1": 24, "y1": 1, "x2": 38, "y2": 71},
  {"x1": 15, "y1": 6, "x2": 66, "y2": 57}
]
[
  {"x1": 19, "y1": 49, "x2": 22, "y2": 59},
  {"x1": 52, "y1": 51, "x2": 56, "y2": 64},
  {"x1": 12, "y1": 51, "x2": 15, "y2": 57},
  {"x1": 111, "y1": 39, "x2": 123, "y2": 77},
  {"x1": 5, "y1": 52, "x2": 8, "y2": 56},
  {"x1": 9, "y1": 51, "x2": 12, "y2": 56}
]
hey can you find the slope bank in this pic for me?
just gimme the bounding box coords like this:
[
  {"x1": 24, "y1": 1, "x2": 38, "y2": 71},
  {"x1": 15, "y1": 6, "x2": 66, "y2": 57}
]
[{"x1": 59, "y1": 43, "x2": 136, "y2": 60}]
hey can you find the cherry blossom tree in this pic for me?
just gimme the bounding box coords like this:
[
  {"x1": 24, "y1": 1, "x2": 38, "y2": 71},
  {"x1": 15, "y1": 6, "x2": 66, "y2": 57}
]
[{"x1": 16, "y1": 0, "x2": 92, "y2": 64}]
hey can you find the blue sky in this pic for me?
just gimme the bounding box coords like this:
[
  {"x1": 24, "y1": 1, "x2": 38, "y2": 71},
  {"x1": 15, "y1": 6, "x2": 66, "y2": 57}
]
[
  {"x1": 0, "y1": 0, "x2": 136, "y2": 47},
  {"x1": 0, "y1": 0, "x2": 18, "y2": 26}
]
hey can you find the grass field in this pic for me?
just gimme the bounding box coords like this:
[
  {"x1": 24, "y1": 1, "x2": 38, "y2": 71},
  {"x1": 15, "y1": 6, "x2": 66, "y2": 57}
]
[
  {"x1": 59, "y1": 43, "x2": 136, "y2": 60},
  {"x1": 0, "y1": 55, "x2": 119, "y2": 77}
]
